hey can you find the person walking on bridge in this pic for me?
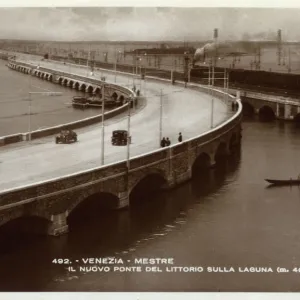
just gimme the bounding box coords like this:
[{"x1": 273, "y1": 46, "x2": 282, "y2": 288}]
[
  {"x1": 166, "y1": 137, "x2": 171, "y2": 146},
  {"x1": 178, "y1": 132, "x2": 183, "y2": 142},
  {"x1": 161, "y1": 137, "x2": 166, "y2": 147}
]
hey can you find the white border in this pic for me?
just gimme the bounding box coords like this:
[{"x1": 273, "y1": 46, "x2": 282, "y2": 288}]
[
  {"x1": 0, "y1": 0, "x2": 299, "y2": 8},
  {"x1": 0, "y1": 1, "x2": 299, "y2": 299}
]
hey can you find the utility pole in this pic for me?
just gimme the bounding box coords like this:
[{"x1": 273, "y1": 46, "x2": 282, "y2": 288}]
[
  {"x1": 257, "y1": 46, "x2": 261, "y2": 70},
  {"x1": 277, "y1": 29, "x2": 282, "y2": 66},
  {"x1": 28, "y1": 93, "x2": 32, "y2": 141},
  {"x1": 114, "y1": 47, "x2": 117, "y2": 83},
  {"x1": 288, "y1": 47, "x2": 291, "y2": 73},
  {"x1": 214, "y1": 28, "x2": 218, "y2": 67},
  {"x1": 86, "y1": 44, "x2": 90, "y2": 76}
]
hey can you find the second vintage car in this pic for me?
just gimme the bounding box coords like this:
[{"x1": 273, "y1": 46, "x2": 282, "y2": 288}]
[{"x1": 55, "y1": 129, "x2": 78, "y2": 144}]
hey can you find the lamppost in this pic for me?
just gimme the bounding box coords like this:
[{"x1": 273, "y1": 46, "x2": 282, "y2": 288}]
[
  {"x1": 204, "y1": 65, "x2": 227, "y2": 128},
  {"x1": 159, "y1": 89, "x2": 163, "y2": 146},
  {"x1": 114, "y1": 49, "x2": 122, "y2": 83},
  {"x1": 158, "y1": 89, "x2": 183, "y2": 147},
  {"x1": 86, "y1": 45, "x2": 91, "y2": 77},
  {"x1": 126, "y1": 95, "x2": 132, "y2": 170},
  {"x1": 101, "y1": 83, "x2": 107, "y2": 165}
]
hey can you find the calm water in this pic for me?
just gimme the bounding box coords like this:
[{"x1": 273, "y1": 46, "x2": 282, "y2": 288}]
[
  {"x1": 0, "y1": 60, "x2": 108, "y2": 136},
  {"x1": 0, "y1": 118, "x2": 300, "y2": 292}
]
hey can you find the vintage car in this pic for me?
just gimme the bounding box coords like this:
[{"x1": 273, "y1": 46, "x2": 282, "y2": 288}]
[
  {"x1": 55, "y1": 129, "x2": 77, "y2": 144},
  {"x1": 111, "y1": 130, "x2": 129, "y2": 146}
]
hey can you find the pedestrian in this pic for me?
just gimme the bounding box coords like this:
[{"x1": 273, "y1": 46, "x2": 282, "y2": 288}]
[
  {"x1": 178, "y1": 132, "x2": 183, "y2": 142},
  {"x1": 160, "y1": 137, "x2": 166, "y2": 147},
  {"x1": 166, "y1": 137, "x2": 171, "y2": 146}
]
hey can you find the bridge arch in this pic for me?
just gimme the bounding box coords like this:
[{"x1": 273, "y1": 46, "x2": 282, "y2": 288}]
[
  {"x1": 87, "y1": 85, "x2": 94, "y2": 94},
  {"x1": 58, "y1": 77, "x2": 63, "y2": 84},
  {"x1": 73, "y1": 81, "x2": 80, "y2": 89},
  {"x1": 48, "y1": 74, "x2": 53, "y2": 81},
  {"x1": 80, "y1": 83, "x2": 87, "y2": 91},
  {"x1": 111, "y1": 91, "x2": 118, "y2": 100},
  {"x1": 118, "y1": 95, "x2": 125, "y2": 105},
  {"x1": 0, "y1": 214, "x2": 52, "y2": 253},
  {"x1": 214, "y1": 141, "x2": 229, "y2": 164},
  {"x1": 62, "y1": 78, "x2": 68, "y2": 86},
  {"x1": 67, "y1": 191, "x2": 120, "y2": 225},
  {"x1": 94, "y1": 87, "x2": 101, "y2": 95},
  {"x1": 129, "y1": 169, "x2": 167, "y2": 204},
  {"x1": 294, "y1": 113, "x2": 300, "y2": 123},
  {"x1": 259, "y1": 105, "x2": 275, "y2": 121},
  {"x1": 68, "y1": 80, "x2": 74, "y2": 87},
  {"x1": 0, "y1": 210, "x2": 52, "y2": 233},
  {"x1": 191, "y1": 152, "x2": 211, "y2": 177},
  {"x1": 241, "y1": 101, "x2": 255, "y2": 117}
]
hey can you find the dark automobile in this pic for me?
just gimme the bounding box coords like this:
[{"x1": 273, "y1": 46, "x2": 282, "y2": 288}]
[
  {"x1": 55, "y1": 129, "x2": 77, "y2": 144},
  {"x1": 111, "y1": 130, "x2": 128, "y2": 146}
]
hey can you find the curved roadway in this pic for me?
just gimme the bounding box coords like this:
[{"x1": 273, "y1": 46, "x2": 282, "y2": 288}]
[{"x1": 0, "y1": 59, "x2": 230, "y2": 192}]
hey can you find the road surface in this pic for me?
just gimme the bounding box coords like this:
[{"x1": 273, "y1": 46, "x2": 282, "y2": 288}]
[{"x1": 0, "y1": 59, "x2": 231, "y2": 192}]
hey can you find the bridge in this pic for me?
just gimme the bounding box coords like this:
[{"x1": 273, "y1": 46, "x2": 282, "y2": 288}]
[
  {"x1": 228, "y1": 88, "x2": 300, "y2": 120},
  {"x1": 0, "y1": 58, "x2": 242, "y2": 237},
  {"x1": 26, "y1": 55, "x2": 300, "y2": 121}
]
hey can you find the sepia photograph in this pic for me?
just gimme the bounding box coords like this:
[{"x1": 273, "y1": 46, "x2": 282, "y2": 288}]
[{"x1": 0, "y1": 0, "x2": 300, "y2": 298}]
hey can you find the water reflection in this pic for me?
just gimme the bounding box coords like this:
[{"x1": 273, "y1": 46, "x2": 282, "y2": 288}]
[{"x1": 0, "y1": 150, "x2": 241, "y2": 291}]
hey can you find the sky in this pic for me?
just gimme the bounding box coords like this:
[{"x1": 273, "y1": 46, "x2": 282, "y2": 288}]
[{"x1": 0, "y1": 7, "x2": 300, "y2": 42}]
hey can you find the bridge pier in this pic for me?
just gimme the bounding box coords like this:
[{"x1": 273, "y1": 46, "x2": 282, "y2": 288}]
[
  {"x1": 173, "y1": 169, "x2": 192, "y2": 185},
  {"x1": 276, "y1": 103, "x2": 279, "y2": 117},
  {"x1": 116, "y1": 191, "x2": 129, "y2": 209},
  {"x1": 284, "y1": 104, "x2": 292, "y2": 120},
  {"x1": 161, "y1": 175, "x2": 175, "y2": 190},
  {"x1": 210, "y1": 160, "x2": 217, "y2": 168},
  {"x1": 47, "y1": 212, "x2": 69, "y2": 236}
]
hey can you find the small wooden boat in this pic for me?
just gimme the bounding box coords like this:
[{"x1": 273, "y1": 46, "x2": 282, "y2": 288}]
[{"x1": 265, "y1": 178, "x2": 300, "y2": 186}]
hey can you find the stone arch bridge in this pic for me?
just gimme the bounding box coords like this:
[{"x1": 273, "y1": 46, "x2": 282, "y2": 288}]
[
  {"x1": 230, "y1": 89, "x2": 300, "y2": 121},
  {"x1": 7, "y1": 61, "x2": 129, "y2": 104},
  {"x1": 1, "y1": 61, "x2": 242, "y2": 237}
]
